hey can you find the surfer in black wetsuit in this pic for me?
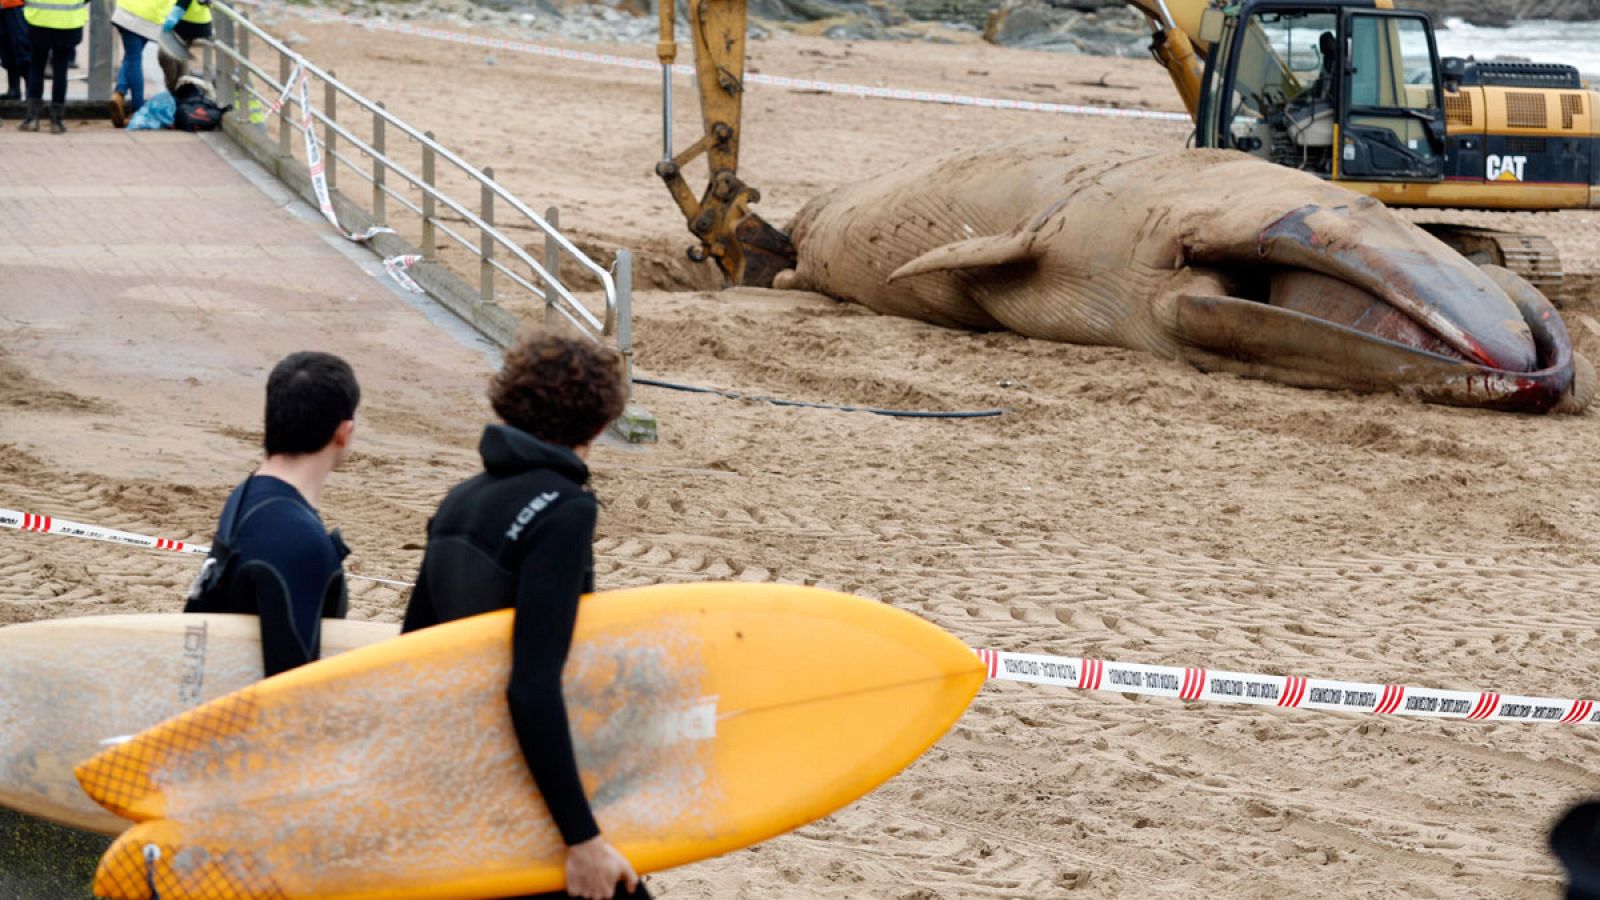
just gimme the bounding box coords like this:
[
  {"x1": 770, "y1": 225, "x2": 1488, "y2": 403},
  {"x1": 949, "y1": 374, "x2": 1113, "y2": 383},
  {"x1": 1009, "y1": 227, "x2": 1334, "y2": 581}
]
[
  {"x1": 186, "y1": 351, "x2": 359, "y2": 677},
  {"x1": 1553, "y1": 800, "x2": 1600, "y2": 900},
  {"x1": 401, "y1": 331, "x2": 644, "y2": 900}
]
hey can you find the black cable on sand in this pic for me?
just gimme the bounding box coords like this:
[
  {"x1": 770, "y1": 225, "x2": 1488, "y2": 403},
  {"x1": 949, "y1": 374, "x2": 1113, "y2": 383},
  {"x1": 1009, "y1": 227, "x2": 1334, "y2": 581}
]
[{"x1": 633, "y1": 377, "x2": 1007, "y2": 419}]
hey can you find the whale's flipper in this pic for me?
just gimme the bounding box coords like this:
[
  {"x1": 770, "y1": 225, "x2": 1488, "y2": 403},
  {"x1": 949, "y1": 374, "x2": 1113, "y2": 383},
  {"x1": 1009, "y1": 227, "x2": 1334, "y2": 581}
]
[{"x1": 888, "y1": 232, "x2": 1041, "y2": 283}]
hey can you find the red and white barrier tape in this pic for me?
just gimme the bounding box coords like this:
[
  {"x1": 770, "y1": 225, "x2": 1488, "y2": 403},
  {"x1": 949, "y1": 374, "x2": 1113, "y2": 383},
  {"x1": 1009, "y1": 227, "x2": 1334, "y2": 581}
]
[
  {"x1": 294, "y1": 10, "x2": 1191, "y2": 123},
  {"x1": 976, "y1": 648, "x2": 1600, "y2": 727},
  {"x1": 267, "y1": 64, "x2": 421, "y2": 293},
  {"x1": 2, "y1": 508, "x2": 205, "y2": 555},
  {"x1": 10, "y1": 505, "x2": 1594, "y2": 725},
  {"x1": 265, "y1": 59, "x2": 303, "y2": 115},
  {"x1": 382, "y1": 253, "x2": 426, "y2": 293},
  {"x1": 288, "y1": 67, "x2": 394, "y2": 244},
  {"x1": 2, "y1": 507, "x2": 413, "y2": 588}
]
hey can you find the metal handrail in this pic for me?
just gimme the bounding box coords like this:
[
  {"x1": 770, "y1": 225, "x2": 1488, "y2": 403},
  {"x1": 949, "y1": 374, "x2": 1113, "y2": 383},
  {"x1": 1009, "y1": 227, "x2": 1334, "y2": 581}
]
[
  {"x1": 211, "y1": 29, "x2": 597, "y2": 328},
  {"x1": 205, "y1": 0, "x2": 628, "y2": 346}
]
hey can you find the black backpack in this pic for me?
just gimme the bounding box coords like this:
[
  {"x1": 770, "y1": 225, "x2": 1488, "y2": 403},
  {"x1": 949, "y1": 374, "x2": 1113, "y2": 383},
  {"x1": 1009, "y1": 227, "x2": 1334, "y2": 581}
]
[
  {"x1": 184, "y1": 476, "x2": 352, "y2": 614},
  {"x1": 184, "y1": 476, "x2": 253, "y2": 611},
  {"x1": 172, "y1": 81, "x2": 229, "y2": 133}
]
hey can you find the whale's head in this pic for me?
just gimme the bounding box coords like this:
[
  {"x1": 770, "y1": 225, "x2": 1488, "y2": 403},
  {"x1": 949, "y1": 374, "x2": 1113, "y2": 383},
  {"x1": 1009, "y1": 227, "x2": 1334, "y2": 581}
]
[{"x1": 1170, "y1": 189, "x2": 1583, "y2": 413}]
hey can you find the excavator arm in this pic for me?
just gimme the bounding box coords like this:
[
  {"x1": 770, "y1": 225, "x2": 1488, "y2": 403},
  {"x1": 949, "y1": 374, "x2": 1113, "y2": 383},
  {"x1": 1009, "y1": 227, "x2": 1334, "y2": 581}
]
[
  {"x1": 655, "y1": 0, "x2": 796, "y2": 287},
  {"x1": 653, "y1": 0, "x2": 1217, "y2": 289},
  {"x1": 1122, "y1": 0, "x2": 1209, "y2": 118}
]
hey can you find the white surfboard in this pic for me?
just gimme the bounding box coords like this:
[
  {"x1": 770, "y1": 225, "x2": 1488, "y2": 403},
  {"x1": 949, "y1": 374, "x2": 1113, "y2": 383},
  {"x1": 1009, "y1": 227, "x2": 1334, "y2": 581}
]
[{"x1": 0, "y1": 613, "x2": 396, "y2": 834}]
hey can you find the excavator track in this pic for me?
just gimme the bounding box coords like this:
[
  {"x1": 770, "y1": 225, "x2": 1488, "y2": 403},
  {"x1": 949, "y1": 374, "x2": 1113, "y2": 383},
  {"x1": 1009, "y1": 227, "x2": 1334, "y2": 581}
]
[{"x1": 1416, "y1": 224, "x2": 1566, "y2": 304}]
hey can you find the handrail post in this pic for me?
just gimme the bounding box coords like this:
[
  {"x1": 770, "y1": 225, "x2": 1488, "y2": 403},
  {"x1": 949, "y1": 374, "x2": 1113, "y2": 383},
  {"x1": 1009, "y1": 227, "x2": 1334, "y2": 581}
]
[
  {"x1": 421, "y1": 133, "x2": 436, "y2": 260},
  {"x1": 324, "y1": 72, "x2": 338, "y2": 190},
  {"x1": 543, "y1": 206, "x2": 561, "y2": 330},
  {"x1": 238, "y1": 16, "x2": 252, "y2": 117},
  {"x1": 615, "y1": 249, "x2": 634, "y2": 397},
  {"x1": 372, "y1": 103, "x2": 387, "y2": 225},
  {"x1": 278, "y1": 53, "x2": 292, "y2": 155},
  {"x1": 215, "y1": 13, "x2": 234, "y2": 109},
  {"x1": 480, "y1": 166, "x2": 496, "y2": 309},
  {"x1": 87, "y1": 0, "x2": 111, "y2": 101}
]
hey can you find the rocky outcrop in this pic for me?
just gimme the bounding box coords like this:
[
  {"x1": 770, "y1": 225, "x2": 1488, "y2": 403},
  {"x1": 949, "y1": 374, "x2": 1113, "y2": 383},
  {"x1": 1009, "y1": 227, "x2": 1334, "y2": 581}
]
[
  {"x1": 982, "y1": 0, "x2": 1146, "y2": 56},
  {"x1": 317, "y1": 0, "x2": 1600, "y2": 50},
  {"x1": 1404, "y1": 0, "x2": 1600, "y2": 26}
]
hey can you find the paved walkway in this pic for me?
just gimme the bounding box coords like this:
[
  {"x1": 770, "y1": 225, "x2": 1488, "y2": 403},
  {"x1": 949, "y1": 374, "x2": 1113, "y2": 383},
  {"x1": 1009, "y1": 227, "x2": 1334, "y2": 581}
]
[
  {"x1": 0, "y1": 128, "x2": 409, "y2": 313},
  {"x1": 0, "y1": 126, "x2": 508, "y2": 896},
  {"x1": 0, "y1": 127, "x2": 499, "y2": 479}
]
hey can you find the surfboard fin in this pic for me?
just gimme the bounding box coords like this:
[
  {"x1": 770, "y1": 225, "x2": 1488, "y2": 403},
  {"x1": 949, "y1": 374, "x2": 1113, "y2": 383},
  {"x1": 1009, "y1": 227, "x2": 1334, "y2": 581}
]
[{"x1": 887, "y1": 231, "x2": 1041, "y2": 282}]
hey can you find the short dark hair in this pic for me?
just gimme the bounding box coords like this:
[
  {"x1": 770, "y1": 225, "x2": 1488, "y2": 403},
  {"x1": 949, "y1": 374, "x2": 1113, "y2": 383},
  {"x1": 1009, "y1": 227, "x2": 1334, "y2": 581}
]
[
  {"x1": 263, "y1": 352, "x2": 361, "y2": 456},
  {"x1": 489, "y1": 331, "x2": 626, "y2": 447}
]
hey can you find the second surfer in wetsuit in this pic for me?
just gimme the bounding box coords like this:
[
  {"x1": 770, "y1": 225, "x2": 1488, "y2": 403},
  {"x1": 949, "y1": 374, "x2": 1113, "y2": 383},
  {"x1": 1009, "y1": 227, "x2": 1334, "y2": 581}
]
[
  {"x1": 186, "y1": 351, "x2": 359, "y2": 677},
  {"x1": 401, "y1": 331, "x2": 644, "y2": 900}
]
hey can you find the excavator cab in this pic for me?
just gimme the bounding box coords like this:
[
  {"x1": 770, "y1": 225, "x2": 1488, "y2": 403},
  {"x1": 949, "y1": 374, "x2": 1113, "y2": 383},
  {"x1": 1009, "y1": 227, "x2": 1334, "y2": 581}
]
[{"x1": 1196, "y1": 2, "x2": 1445, "y2": 182}]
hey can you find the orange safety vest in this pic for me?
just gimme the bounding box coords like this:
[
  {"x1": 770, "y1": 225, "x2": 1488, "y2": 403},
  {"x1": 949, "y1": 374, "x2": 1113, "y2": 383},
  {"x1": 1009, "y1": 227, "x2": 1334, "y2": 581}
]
[{"x1": 0, "y1": 0, "x2": 25, "y2": 11}]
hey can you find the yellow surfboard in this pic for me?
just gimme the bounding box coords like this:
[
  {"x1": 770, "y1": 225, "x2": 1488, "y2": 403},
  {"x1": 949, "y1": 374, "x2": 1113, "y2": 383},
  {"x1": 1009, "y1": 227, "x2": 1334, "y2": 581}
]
[
  {"x1": 79, "y1": 583, "x2": 984, "y2": 899},
  {"x1": 0, "y1": 614, "x2": 397, "y2": 834}
]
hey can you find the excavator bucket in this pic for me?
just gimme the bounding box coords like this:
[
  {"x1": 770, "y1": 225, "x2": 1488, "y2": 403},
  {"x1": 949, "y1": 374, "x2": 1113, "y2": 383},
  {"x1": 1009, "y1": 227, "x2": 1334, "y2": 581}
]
[{"x1": 732, "y1": 213, "x2": 798, "y2": 288}]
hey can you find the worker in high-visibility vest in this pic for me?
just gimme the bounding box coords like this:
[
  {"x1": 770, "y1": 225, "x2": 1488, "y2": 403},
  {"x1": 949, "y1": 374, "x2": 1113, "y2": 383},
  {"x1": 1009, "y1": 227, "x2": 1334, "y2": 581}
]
[
  {"x1": 156, "y1": 0, "x2": 207, "y2": 94},
  {"x1": 107, "y1": 0, "x2": 180, "y2": 125},
  {"x1": 108, "y1": 0, "x2": 188, "y2": 92},
  {"x1": 0, "y1": 0, "x2": 27, "y2": 100},
  {"x1": 106, "y1": 0, "x2": 185, "y2": 124},
  {"x1": 18, "y1": 0, "x2": 86, "y2": 133}
]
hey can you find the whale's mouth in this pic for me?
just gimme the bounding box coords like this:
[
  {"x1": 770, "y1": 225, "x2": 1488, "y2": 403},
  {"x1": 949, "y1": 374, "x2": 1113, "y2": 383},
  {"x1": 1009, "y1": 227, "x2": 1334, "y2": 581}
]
[
  {"x1": 1173, "y1": 263, "x2": 1576, "y2": 412},
  {"x1": 1257, "y1": 204, "x2": 1550, "y2": 373},
  {"x1": 1172, "y1": 204, "x2": 1578, "y2": 412},
  {"x1": 1265, "y1": 270, "x2": 1466, "y2": 362}
]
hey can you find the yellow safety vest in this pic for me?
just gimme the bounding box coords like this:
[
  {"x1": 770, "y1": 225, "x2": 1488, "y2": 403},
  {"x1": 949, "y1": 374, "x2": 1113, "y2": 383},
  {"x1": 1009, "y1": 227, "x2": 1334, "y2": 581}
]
[
  {"x1": 180, "y1": 0, "x2": 209, "y2": 25},
  {"x1": 23, "y1": 0, "x2": 87, "y2": 29},
  {"x1": 114, "y1": 0, "x2": 173, "y2": 28}
]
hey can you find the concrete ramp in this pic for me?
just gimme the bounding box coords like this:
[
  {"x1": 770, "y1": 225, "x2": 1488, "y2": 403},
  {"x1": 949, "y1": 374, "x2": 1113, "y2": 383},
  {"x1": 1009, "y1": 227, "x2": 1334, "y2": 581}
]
[{"x1": 0, "y1": 128, "x2": 500, "y2": 480}]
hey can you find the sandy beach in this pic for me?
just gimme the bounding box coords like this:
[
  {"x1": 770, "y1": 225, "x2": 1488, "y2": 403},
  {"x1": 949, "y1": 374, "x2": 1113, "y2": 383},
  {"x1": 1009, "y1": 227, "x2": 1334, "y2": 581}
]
[{"x1": 4, "y1": 10, "x2": 1600, "y2": 897}]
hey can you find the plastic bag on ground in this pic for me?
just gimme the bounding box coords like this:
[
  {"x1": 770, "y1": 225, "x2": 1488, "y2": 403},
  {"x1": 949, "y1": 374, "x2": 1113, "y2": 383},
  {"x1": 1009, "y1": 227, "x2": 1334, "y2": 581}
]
[{"x1": 127, "y1": 92, "x2": 176, "y2": 131}]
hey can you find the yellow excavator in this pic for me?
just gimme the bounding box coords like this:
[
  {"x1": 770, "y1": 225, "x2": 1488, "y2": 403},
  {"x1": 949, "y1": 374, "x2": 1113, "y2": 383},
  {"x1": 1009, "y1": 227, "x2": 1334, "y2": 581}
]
[{"x1": 654, "y1": 0, "x2": 1599, "y2": 297}]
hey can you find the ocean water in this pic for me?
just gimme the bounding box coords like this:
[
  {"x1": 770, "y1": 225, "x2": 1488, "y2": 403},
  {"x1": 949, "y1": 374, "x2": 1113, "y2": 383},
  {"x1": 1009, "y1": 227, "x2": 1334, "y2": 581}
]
[{"x1": 1432, "y1": 18, "x2": 1600, "y2": 81}]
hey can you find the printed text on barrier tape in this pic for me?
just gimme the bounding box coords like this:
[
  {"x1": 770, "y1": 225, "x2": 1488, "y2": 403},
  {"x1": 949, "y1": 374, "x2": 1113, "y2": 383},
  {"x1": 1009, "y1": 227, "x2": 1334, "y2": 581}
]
[
  {"x1": 975, "y1": 649, "x2": 1600, "y2": 727},
  {"x1": 1, "y1": 507, "x2": 413, "y2": 587},
  {"x1": 294, "y1": 11, "x2": 1191, "y2": 123},
  {"x1": 293, "y1": 71, "x2": 395, "y2": 244},
  {"x1": 2, "y1": 508, "x2": 205, "y2": 555}
]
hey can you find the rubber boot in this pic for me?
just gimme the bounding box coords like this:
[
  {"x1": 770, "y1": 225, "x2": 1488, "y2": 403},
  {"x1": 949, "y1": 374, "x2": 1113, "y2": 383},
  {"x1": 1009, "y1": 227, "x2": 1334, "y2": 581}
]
[
  {"x1": 48, "y1": 104, "x2": 65, "y2": 134},
  {"x1": 17, "y1": 99, "x2": 40, "y2": 131},
  {"x1": 158, "y1": 52, "x2": 182, "y2": 95}
]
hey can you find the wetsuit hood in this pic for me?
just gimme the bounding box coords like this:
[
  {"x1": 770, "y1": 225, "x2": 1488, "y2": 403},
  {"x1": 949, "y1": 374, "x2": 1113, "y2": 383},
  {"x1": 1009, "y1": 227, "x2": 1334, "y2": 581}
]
[{"x1": 479, "y1": 424, "x2": 590, "y2": 484}]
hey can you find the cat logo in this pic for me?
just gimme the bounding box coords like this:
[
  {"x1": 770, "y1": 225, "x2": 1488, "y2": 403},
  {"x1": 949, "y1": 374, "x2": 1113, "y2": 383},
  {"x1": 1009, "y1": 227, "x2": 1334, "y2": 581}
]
[{"x1": 1486, "y1": 154, "x2": 1527, "y2": 181}]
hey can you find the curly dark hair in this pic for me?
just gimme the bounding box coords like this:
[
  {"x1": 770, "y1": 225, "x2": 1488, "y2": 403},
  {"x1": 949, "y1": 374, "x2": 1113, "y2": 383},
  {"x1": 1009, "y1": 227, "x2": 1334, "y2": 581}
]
[{"x1": 489, "y1": 331, "x2": 627, "y2": 447}]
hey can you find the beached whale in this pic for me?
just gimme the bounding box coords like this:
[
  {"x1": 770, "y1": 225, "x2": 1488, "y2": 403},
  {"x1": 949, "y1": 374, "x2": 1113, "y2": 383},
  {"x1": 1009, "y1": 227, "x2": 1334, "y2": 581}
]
[{"x1": 774, "y1": 141, "x2": 1591, "y2": 413}]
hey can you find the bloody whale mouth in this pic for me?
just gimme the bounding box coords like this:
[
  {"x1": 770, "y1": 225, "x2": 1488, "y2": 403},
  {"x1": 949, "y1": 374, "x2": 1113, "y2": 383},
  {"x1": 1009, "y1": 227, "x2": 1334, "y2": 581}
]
[{"x1": 1266, "y1": 270, "x2": 1467, "y2": 363}]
